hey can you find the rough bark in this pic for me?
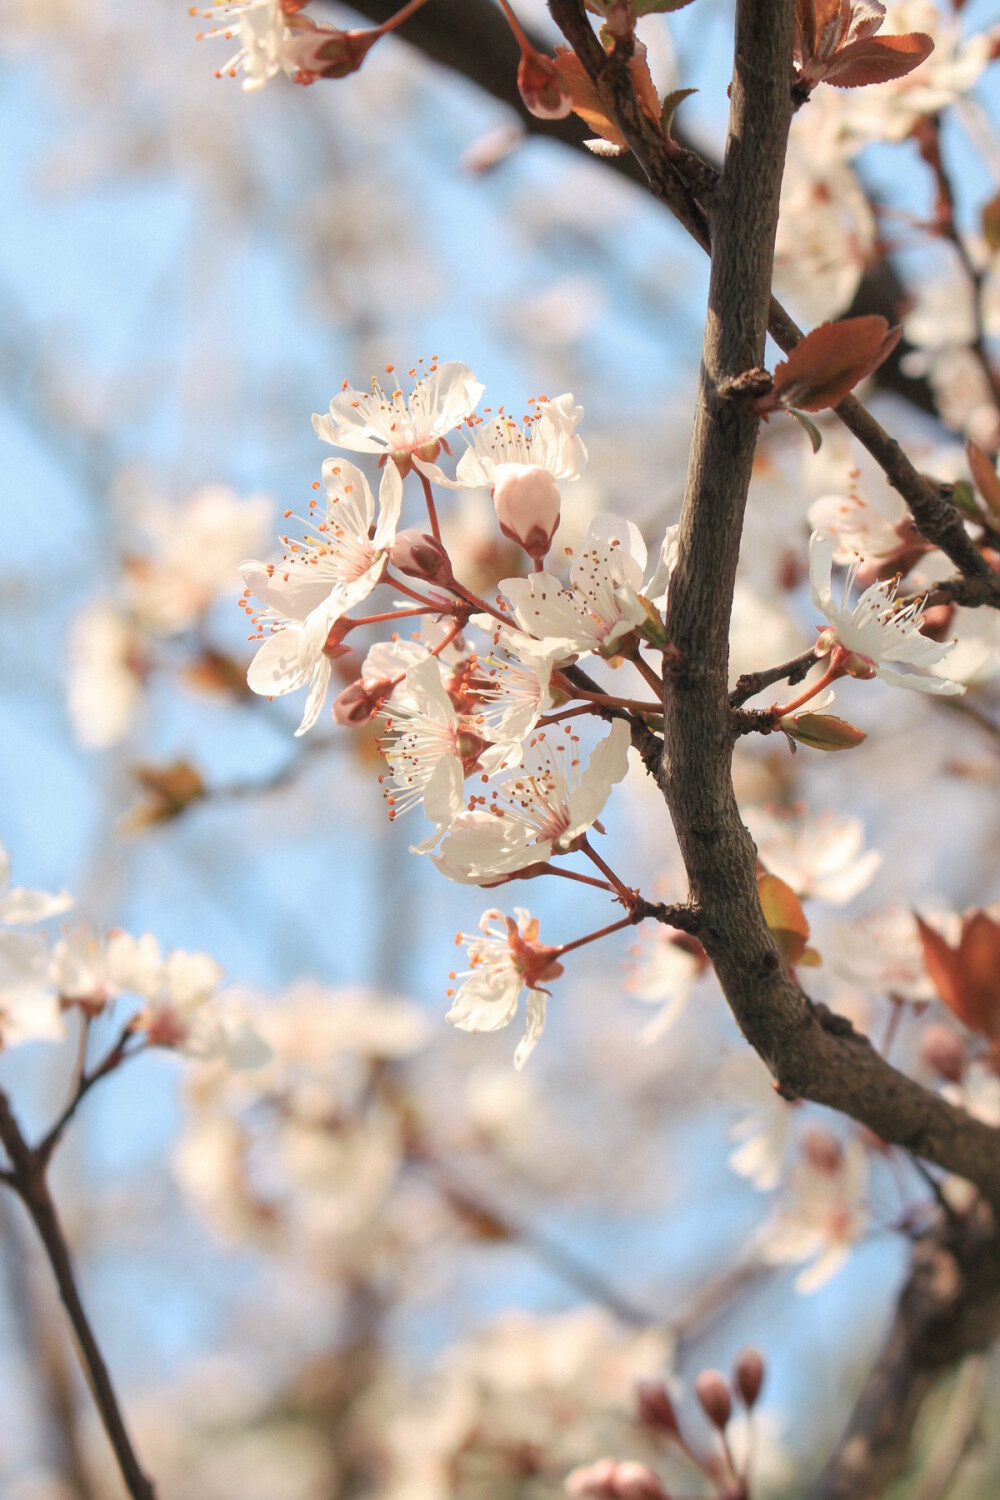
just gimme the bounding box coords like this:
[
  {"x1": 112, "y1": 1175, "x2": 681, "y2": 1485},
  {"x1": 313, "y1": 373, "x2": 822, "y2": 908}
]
[{"x1": 808, "y1": 1204, "x2": 1000, "y2": 1500}]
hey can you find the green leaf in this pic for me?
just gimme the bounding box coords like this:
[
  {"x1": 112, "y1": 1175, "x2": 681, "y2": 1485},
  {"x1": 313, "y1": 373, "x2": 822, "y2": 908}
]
[
  {"x1": 659, "y1": 87, "x2": 697, "y2": 138},
  {"x1": 781, "y1": 713, "x2": 867, "y2": 752},
  {"x1": 788, "y1": 408, "x2": 823, "y2": 453}
]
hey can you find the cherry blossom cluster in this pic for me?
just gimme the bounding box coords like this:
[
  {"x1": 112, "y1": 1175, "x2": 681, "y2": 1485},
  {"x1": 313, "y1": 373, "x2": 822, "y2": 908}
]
[
  {"x1": 0, "y1": 839, "x2": 263, "y2": 1066},
  {"x1": 239, "y1": 356, "x2": 978, "y2": 1069}
]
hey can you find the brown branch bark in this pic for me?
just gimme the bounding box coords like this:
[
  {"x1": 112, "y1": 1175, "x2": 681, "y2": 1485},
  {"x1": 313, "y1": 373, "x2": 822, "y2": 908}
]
[
  {"x1": 540, "y1": 3, "x2": 1000, "y2": 1211},
  {"x1": 808, "y1": 1203, "x2": 1000, "y2": 1500},
  {"x1": 0, "y1": 1092, "x2": 157, "y2": 1500}
]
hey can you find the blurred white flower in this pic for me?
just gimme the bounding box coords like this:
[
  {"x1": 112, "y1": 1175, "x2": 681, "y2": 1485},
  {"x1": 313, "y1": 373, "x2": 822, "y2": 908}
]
[
  {"x1": 124, "y1": 484, "x2": 272, "y2": 636},
  {"x1": 66, "y1": 599, "x2": 145, "y2": 749},
  {"x1": 757, "y1": 1131, "x2": 869, "y2": 1293},
  {"x1": 746, "y1": 806, "x2": 882, "y2": 905}
]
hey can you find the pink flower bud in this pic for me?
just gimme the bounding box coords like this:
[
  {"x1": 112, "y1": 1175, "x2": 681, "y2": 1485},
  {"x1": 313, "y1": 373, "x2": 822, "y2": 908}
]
[
  {"x1": 332, "y1": 678, "x2": 392, "y2": 726},
  {"x1": 492, "y1": 462, "x2": 561, "y2": 561},
  {"x1": 281, "y1": 22, "x2": 378, "y2": 84},
  {"x1": 566, "y1": 1459, "x2": 617, "y2": 1497},
  {"x1": 613, "y1": 1461, "x2": 669, "y2": 1499},
  {"x1": 389, "y1": 529, "x2": 456, "y2": 587},
  {"x1": 694, "y1": 1370, "x2": 732, "y2": 1430},
  {"x1": 636, "y1": 1379, "x2": 680, "y2": 1435},
  {"x1": 732, "y1": 1347, "x2": 765, "y2": 1409},
  {"x1": 565, "y1": 1460, "x2": 668, "y2": 1500},
  {"x1": 517, "y1": 47, "x2": 573, "y2": 120},
  {"x1": 801, "y1": 1124, "x2": 843, "y2": 1174},
  {"x1": 919, "y1": 1023, "x2": 966, "y2": 1083}
]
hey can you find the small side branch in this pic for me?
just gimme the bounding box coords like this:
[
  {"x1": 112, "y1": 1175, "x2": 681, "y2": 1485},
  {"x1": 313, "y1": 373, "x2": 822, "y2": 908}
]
[{"x1": 0, "y1": 1092, "x2": 157, "y2": 1500}]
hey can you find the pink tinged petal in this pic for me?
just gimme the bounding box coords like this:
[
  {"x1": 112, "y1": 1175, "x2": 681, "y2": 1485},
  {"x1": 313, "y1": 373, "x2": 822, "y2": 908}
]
[
  {"x1": 513, "y1": 988, "x2": 546, "y2": 1070},
  {"x1": 241, "y1": 561, "x2": 335, "y2": 621},
  {"x1": 0, "y1": 887, "x2": 74, "y2": 925},
  {"x1": 417, "y1": 362, "x2": 485, "y2": 433},
  {"x1": 247, "y1": 630, "x2": 311, "y2": 697},
  {"x1": 446, "y1": 971, "x2": 522, "y2": 1033},
  {"x1": 561, "y1": 719, "x2": 631, "y2": 846},
  {"x1": 294, "y1": 656, "x2": 332, "y2": 737},
  {"x1": 587, "y1": 514, "x2": 648, "y2": 579},
  {"x1": 875, "y1": 665, "x2": 965, "y2": 695},
  {"x1": 375, "y1": 460, "x2": 403, "y2": 547},
  {"x1": 422, "y1": 754, "x2": 466, "y2": 829}
]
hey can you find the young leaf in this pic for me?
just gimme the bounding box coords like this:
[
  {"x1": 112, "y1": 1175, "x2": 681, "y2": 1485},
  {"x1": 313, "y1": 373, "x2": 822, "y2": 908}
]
[
  {"x1": 916, "y1": 911, "x2": 1000, "y2": 1041},
  {"x1": 764, "y1": 316, "x2": 902, "y2": 413},
  {"x1": 659, "y1": 87, "x2": 697, "y2": 139},
  {"x1": 758, "y1": 872, "x2": 812, "y2": 967},
  {"x1": 781, "y1": 713, "x2": 867, "y2": 751},
  {"x1": 822, "y1": 33, "x2": 935, "y2": 89}
]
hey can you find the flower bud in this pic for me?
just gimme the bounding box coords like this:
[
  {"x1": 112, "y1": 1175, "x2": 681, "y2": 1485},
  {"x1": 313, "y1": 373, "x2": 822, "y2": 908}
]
[
  {"x1": 919, "y1": 1023, "x2": 966, "y2": 1084},
  {"x1": 566, "y1": 1459, "x2": 617, "y2": 1497},
  {"x1": 332, "y1": 677, "x2": 392, "y2": 725},
  {"x1": 517, "y1": 48, "x2": 572, "y2": 120},
  {"x1": 780, "y1": 712, "x2": 867, "y2": 752},
  {"x1": 635, "y1": 1379, "x2": 680, "y2": 1436},
  {"x1": 732, "y1": 1347, "x2": 765, "y2": 1409},
  {"x1": 801, "y1": 1124, "x2": 843, "y2": 1174},
  {"x1": 492, "y1": 463, "x2": 561, "y2": 561},
  {"x1": 565, "y1": 1460, "x2": 668, "y2": 1500},
  {"x1": 389, "y1": 529, "x2": 456, "y2": 587},
  {"x1": 694, "y1": 1370, "x2": 732, "y2": 1431},
  {"x1": 282, "y1": 22, "x2": 378, "y2": 83}
]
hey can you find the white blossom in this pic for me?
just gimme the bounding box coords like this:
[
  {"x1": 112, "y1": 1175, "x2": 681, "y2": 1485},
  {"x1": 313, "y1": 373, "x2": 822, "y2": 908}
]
[
  {"x1": 745, "y1": 806, "x2": 882, "y2": 905},
  {"x1": 809, "y1": 531, "x2": 965, "y2": 695},
  {"x1": 431, "y1": 719, "x2": 631, "y2": 885},
  {"x1": 501, "y1": 516, "x2": 671, "y2": 659},
  {"x1": 312, "y1": 360, "x2": 483, "y2": 471},
  {"x1": 447, "y1": 908, "x2": 562, "y2": 1070},
  {"x1": 242, "y1": 458, "x2": 400, "y2": 735}
]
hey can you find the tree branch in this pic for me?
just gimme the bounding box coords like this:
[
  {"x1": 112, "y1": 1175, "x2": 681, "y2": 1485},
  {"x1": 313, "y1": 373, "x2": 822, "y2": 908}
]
[
  {"x1": 0, "y1": 1091, "x2": 158, "y2": 1500},
  {"x1": 808, "y1": 1203, "x2": 1000, "y2": 1500}
]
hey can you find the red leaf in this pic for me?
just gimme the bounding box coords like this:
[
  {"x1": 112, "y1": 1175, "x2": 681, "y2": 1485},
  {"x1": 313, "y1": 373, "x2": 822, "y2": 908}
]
[
  {"x1": 916, "y1": 911, "x2": 1000, "y2": 1040},
  {"x1": 822, "y1": 33, "x2": 935, "y2": 88},
  {"x1": 766, "y1": 316, "x2": 902, "y2": 413}
]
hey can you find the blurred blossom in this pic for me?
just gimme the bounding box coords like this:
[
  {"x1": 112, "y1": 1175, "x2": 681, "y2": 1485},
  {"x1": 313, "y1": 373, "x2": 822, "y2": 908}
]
[
  {"x1": 757, "y1": 1133, "x2": 869, "y2": 1293},
  {"x1": 66, "y1": 598, "x2": 146, "y2": 749},
  {"x1": 829, "y1": 905, "x2": 939, "y2": 1002},
  {"x1": 124, "y1": 484, "x2": 273, "y2": 635},
  {"x1": 377, "y1": 1308, "x2": 674, "y2": 1498},
  {"x1": 774, "y1": 147, "x2": 875, "y2": 324},
  {"x1": 745, "y1": 805, "x2": 882, "y2": 906}
]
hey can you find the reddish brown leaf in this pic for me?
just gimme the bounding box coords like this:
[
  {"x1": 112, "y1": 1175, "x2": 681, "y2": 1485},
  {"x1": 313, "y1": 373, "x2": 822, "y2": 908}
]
[
  {"x1": 982, "y1": 189, "x2": 1000, "y2": 253},
  {"x1": 553, "y1": 43, "x2": 660, "y2": 147},
  {"x1": 822, "y1": 33, "x2": 935, "y2": 88},
  {"x1": 916, "y1": 910, "x2": 1000, "y2": 1040},
  {"x1": 967, "y1": 438, "x2": 1000, "y2": 521},
  {"x1": 767, "y1": 315, "x2": 902, "y2": 413},
  {"x1": 758, "y1": 872, "x2": 812, "y2": 967}
]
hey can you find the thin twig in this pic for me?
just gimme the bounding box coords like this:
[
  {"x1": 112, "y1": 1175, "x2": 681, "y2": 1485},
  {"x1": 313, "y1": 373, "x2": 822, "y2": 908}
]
[{"x1": 0, "y1": 1092, "x2": 157, "y2": 1500}]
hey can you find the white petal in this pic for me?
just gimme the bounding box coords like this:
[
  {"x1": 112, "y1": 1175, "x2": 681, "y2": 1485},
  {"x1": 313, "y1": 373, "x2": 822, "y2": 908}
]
[
  {"x1": 247, "y1": 631, "x2": 311, "y2": 697},
  {"x1": 294, "y1": 657, "x2": 332, "y2": 737}
]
